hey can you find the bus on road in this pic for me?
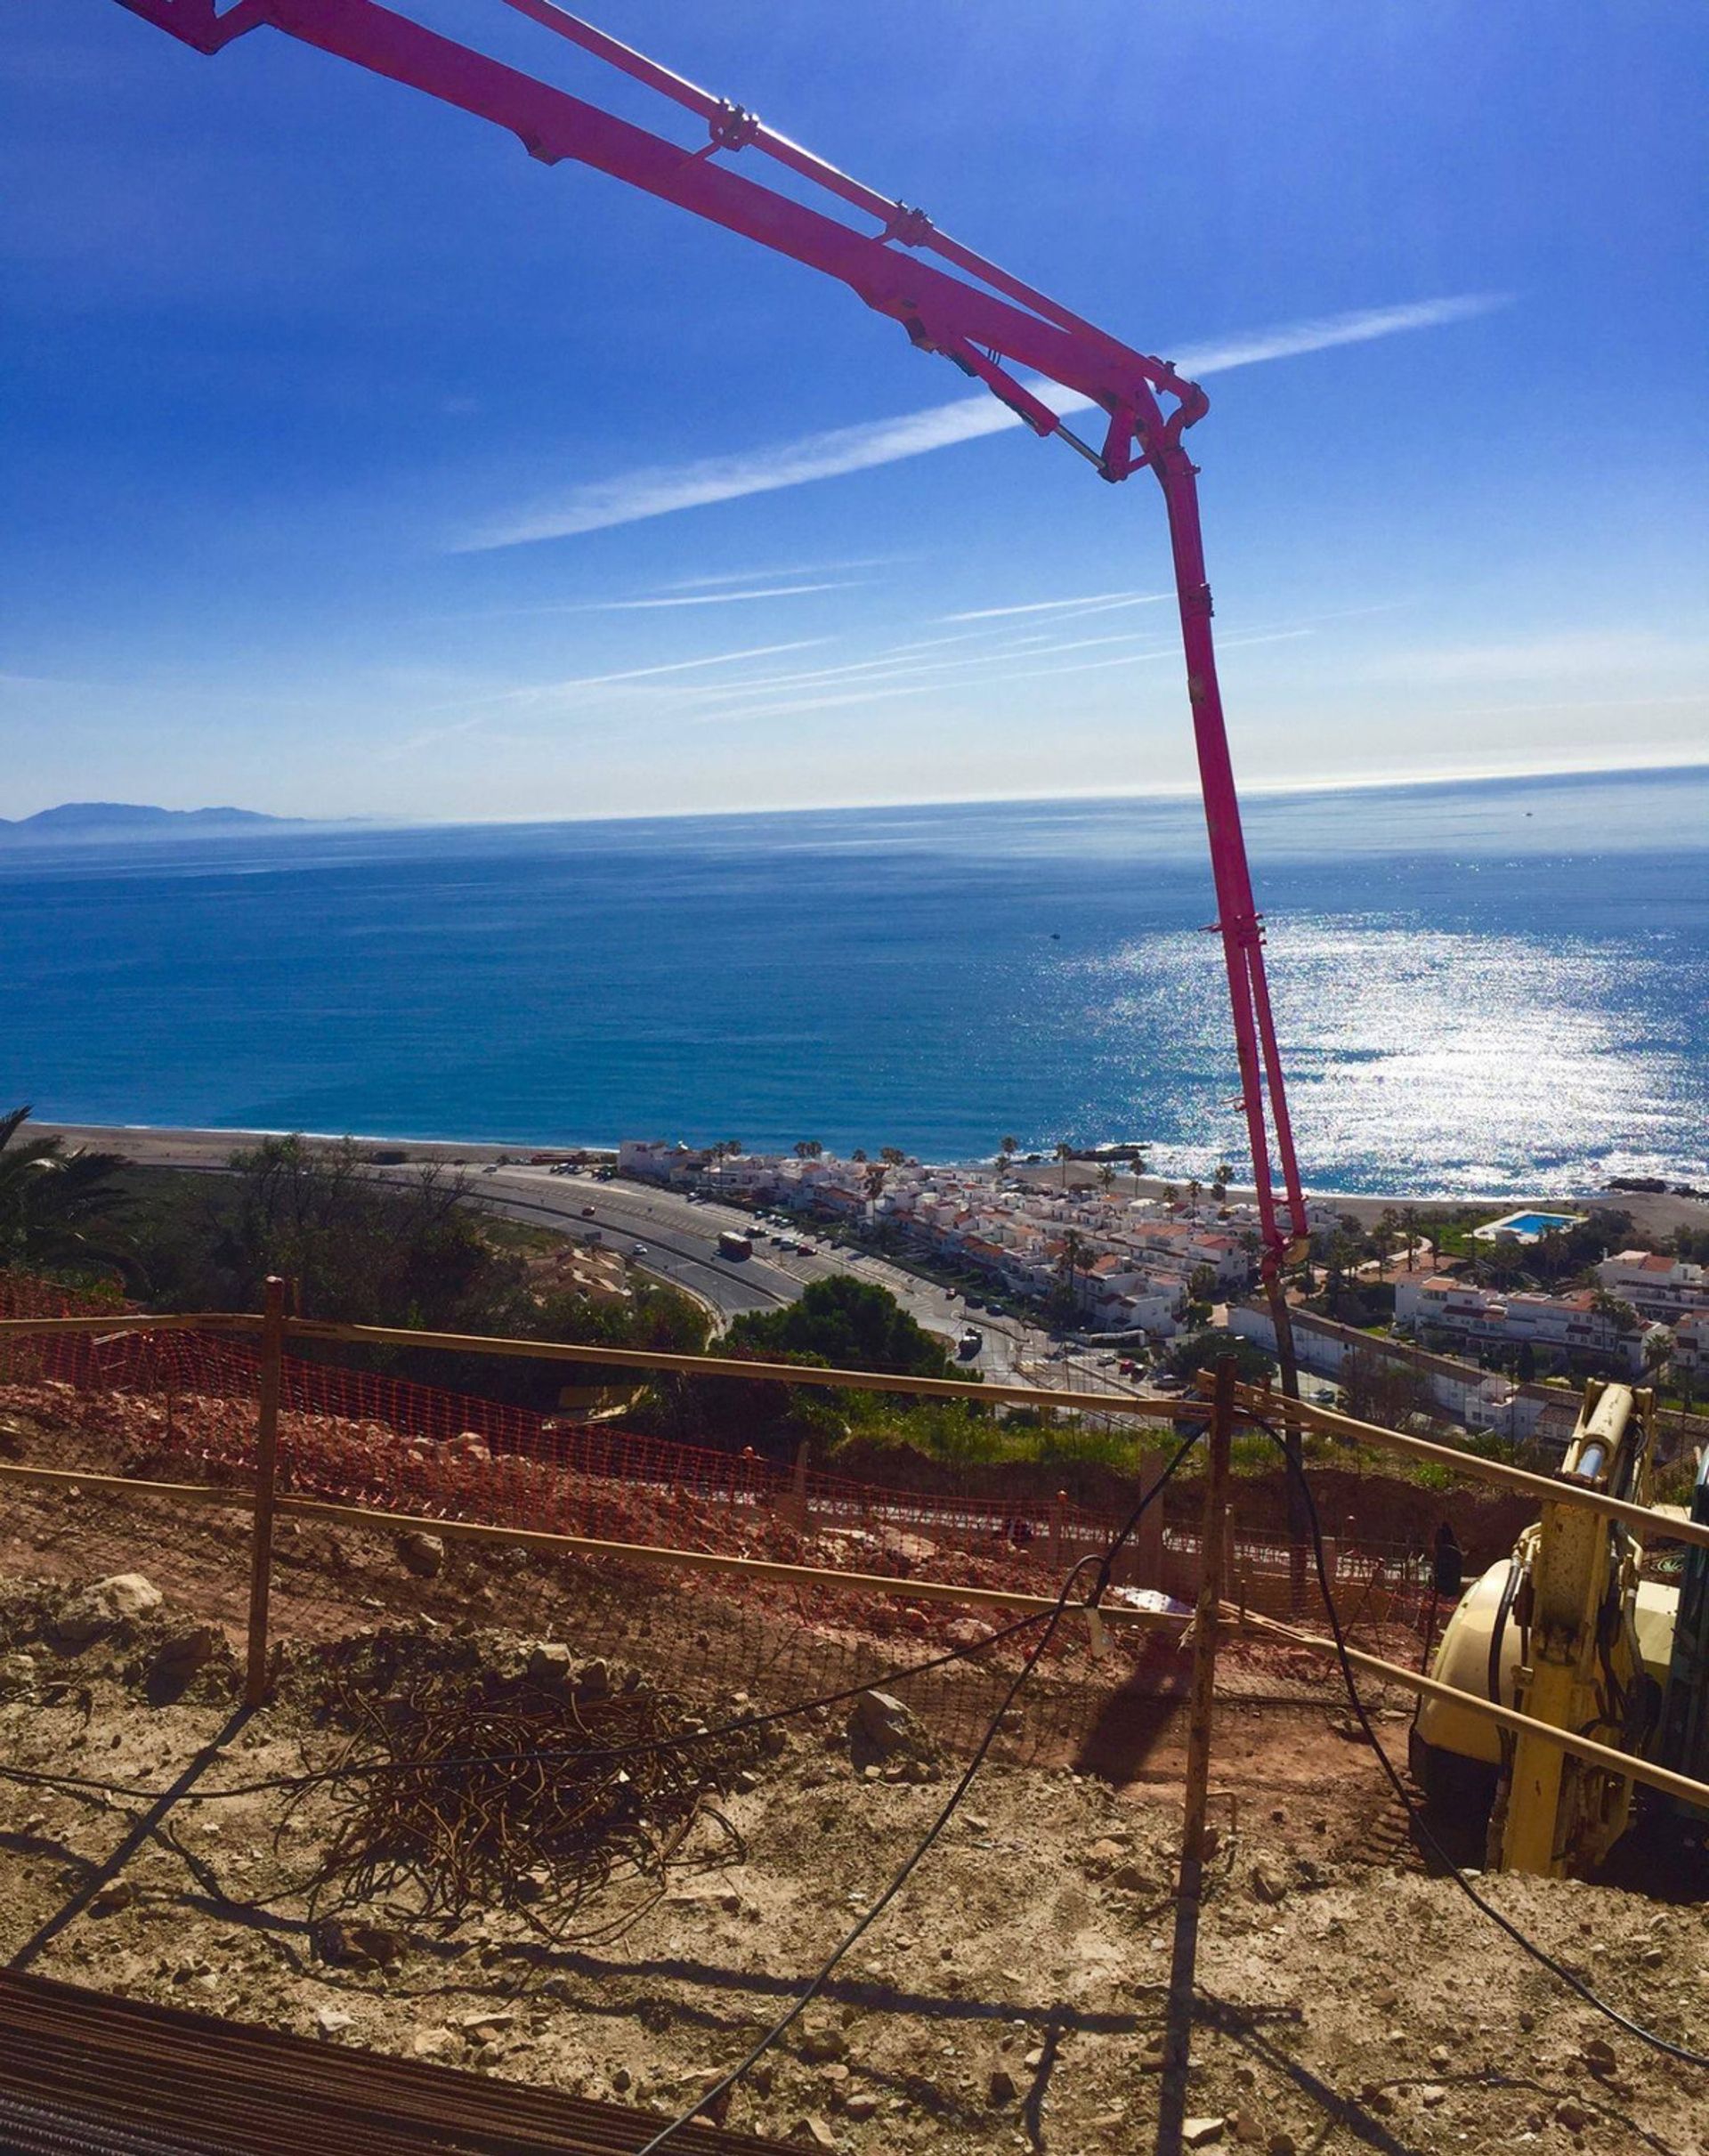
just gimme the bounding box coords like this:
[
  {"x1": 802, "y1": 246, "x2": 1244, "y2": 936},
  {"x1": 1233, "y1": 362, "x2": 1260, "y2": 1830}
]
[{"x1": 718, "y1": 1229, "x2": 754, "y2": 1260}]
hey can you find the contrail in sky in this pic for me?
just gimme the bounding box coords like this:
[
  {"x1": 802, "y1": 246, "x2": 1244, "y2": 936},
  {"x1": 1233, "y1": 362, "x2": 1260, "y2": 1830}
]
[{"x1": 458, "y1": 294, "x2": 1506, "y2": 551}]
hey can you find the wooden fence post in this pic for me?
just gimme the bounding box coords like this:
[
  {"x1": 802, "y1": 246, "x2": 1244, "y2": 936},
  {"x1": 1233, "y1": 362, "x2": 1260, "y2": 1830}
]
[
  {"x1": 1154, "y1": 1354, "x2": 1235, "y2": 2156},
  {"x1": 1129, "y1": 1447, "x2": 1167, "y2": 1589},
  {"x1": 244, "y1": 1277, "x2": 286, "y2": 1707},
  {"x1": 786, "y1": 1442, "x2": 810, "y2": 1535}
]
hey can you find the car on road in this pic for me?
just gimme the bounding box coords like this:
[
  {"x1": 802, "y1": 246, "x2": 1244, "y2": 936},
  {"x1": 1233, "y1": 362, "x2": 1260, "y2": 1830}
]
[
  {"x1": 631, "y1": 1244, "x2": 649, "y2": 1260},
  {"x1": 581, "y1": 1205, "x2": 597, "y2": 1218},
  {"x1": 958, "y1": 1328, "x2": 983, "y2": 1358}
]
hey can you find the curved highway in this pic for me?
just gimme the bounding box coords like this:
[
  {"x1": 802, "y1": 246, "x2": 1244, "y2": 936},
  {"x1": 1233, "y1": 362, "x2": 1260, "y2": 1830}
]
[{"x1": 43, "y1": 1124, "x2": 1175, "y2": 1409}]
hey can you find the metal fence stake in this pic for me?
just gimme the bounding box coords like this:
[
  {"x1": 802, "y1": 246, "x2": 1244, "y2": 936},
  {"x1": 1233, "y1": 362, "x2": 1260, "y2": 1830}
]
[
  {"x1": 1154, "y1": 1353, "x2": 1234, "y2": 2156},
  {"x1": 243, "y1": 1277, "x2": 286, "y2": 1706}
]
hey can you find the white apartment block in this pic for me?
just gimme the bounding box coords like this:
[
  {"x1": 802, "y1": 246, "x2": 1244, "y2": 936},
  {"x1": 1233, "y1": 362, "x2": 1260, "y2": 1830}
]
[
  {"x1": 1394, "y1": 1271, "x2": 1663, "y2": 1376},
  {"x1": 1594, "y1": 1249, "x2": 1709, "y2": 1322},
  {"x1": 1674, "y1": 1309, "x2": 1707, "y2": 1378}
]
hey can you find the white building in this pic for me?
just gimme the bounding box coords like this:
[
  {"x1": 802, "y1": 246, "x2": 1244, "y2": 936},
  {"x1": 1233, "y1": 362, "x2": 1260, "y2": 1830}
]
[
  {"x1": 1394, "y1": 1271, "x2": 1660, "y2": 1377},
  {"x1": 1594, "y1": 1250, "x2": 1709, "y2": 1322},
  {"x1": 618, "y1": 1139, "x2": 711, "y2": 1185}
]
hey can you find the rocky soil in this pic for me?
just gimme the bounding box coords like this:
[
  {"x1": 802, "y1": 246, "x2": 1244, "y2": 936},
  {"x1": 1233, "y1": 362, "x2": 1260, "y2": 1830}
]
[{"x1": 1, "y1": 1554, "x2": 1705, "y2": 2156}]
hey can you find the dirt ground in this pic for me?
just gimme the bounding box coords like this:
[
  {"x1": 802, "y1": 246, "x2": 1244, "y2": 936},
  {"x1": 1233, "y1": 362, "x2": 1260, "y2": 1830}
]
[{"x1": 1, "y1": 1482, "x2": 1706, "y2": 2156}]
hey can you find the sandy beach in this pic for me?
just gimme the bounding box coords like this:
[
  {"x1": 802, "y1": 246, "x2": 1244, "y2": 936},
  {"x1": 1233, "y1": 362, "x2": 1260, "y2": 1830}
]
[{"x1": 36, "y1": 1120, "x2": 1709, "y2": 1242}]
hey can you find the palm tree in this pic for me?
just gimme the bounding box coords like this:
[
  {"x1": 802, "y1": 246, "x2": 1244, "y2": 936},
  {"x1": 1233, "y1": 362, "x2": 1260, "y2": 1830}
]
[
  {"x1": 1187, "y1": 1176, "x2": 1203, "y2": 1212},
  {"x1": 1401, "y1": 1204, "x2": 1419, "y2": 1274},
  {"x1": 1057, "y1": 1228, "x2": 1091, "y2": 1317},
  {"x1": 1211, "y1": 1161, "x2": 1234, "y2": 1202},
  {"x1": 0, "y1": 1106, "x2": 132, "y2": 1276},
  {"x1": 998, "y1": 1134, "x2": 1018, "y2": 1172},
  {"x1": 793, "y1": 1139, "x2": 822, "y2": 1160},
  {"x1": 1098, "y1": 1163, "x2": 1116, "y2": 1195},
  {"x1": 879, "y1": 1146, "x2": 905, "y2": 1168},
  {"x1": 1054, "y1": 1139, "x2": 1073, "y2": 1191}
]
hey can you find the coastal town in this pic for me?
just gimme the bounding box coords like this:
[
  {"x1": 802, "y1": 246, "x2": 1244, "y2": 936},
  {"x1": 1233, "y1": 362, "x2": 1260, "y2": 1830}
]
[{"x1": 613, "y1": 1138, "x2": 1709, "y2": 1444}]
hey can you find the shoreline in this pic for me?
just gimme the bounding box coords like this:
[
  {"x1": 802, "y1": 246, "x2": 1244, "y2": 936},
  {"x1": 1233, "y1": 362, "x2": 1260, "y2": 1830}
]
[{"x1": 36, "y1": 1119, "x2": 1709, "y2": 1240}]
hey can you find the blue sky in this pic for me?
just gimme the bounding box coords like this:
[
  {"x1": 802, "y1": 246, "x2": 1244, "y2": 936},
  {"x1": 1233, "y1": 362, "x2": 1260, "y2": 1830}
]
[{"x1": 3, "y1": 0, "x2": 1705, "y2": 822}]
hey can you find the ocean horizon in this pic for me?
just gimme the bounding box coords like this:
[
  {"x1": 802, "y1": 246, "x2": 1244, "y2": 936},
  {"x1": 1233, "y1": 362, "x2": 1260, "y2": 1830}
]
[{"x1": 4, "y1": 763, "x2": 1705, "y2": 1201}]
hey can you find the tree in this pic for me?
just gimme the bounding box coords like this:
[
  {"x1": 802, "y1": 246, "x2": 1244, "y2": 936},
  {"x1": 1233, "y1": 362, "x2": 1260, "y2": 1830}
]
[
  {"x1": 1211, "y1": 1162, "x2": 1234, "y2": 1203},
  {"x1": 1098, "y1": 1163, "x2": 1116, "y2": 1194},
  {"x1": 180, "y1": 1134, "x2": 509, "y2": 1327},
  {"x1": 1164, "y1": 1327, "x2": 1274, "y2": 1387},
  {"x1": 1053, "y1": 1229, "x2": 1092, "y2": 1318},
  {"x1": 1591, "y1": 1288, "x2": 1640, "y2": 1335},
  {"x1": 0, "y1": 1106, "x2": 134, "y2": 1278},
  {"x1": 1401, "y1": 1205, "x2": 1419, "y2": 1272},
  {"x1": 726, "y1": 1275, "x2": 951, "y2": 1380},
  {"x1": 998, "y1": 1135, "x2": 1018, "y2": 1171},
  {"x1": 850, "y1": 1148, "x2": 868, "y2": 1164},
  {"x1": 1186, "y1": 1177, "x2": 1202, "y2": 1212},
  {"x1": 793, "y1": 1139, "x2": 823, "y2": 1160},
  {"x1": 723, "y1": 1139, "x2": 743, "y2": 1158},
  {"x1": 1341, "y1": 1343, "x2": 1430, "y2": 1430},
  {"x1": 879, "y1": 1146, "x2": 905, "y2": 1168},
  {"x1": 1162, "y1": 1184, "x2": 1179, "y2": 1209},
  {"x1": 1320, "y1": 1231, "x2": 1361, "y2": 1318},
  {"x1": 1054, "y1": 1139, "x2": 1073, "y2": 1191}
]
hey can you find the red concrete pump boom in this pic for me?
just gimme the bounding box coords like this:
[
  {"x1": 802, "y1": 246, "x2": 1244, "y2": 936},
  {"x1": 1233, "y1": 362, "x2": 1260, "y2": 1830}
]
[{"x1": 106, "y1": 0, "x2": 1313, "y2": 1308}]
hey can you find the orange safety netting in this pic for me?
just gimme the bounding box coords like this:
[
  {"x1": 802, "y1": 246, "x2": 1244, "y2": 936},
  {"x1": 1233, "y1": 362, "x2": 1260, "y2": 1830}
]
[{"x1": 0, "y1": 1272, "x2": 1432, "y2": 1637}]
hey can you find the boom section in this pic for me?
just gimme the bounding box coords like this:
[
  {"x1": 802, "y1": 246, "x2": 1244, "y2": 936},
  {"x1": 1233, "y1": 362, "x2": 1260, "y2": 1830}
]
[{"x1": 107, "y1": 0, "x2": 1310, "y2": 1278}]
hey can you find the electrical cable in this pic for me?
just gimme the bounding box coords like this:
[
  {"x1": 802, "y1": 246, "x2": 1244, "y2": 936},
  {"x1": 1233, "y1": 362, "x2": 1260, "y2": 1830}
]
[
  {"x1": 631, "y1": 1424, "x2": 1203, "y2": 2154},
  {"x1": 1248, "y1": 1410, "x2": 1709, "y2": 2072}
]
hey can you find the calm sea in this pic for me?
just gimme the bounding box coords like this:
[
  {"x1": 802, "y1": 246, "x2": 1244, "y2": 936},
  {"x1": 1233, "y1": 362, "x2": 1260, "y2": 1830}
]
[{"x1": 3, "y1": 766, "x2": 1705, "y2": 1198}]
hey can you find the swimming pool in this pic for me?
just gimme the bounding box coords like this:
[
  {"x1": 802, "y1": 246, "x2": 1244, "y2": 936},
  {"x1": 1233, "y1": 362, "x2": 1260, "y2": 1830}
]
[{"x1": 1474, "y1": 1209, "x2": 1587, "y2": 1242}]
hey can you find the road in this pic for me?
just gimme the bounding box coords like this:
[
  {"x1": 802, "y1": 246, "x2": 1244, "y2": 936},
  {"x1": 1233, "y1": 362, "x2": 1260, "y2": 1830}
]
[
  {"x1": 45, "y1": 1123, "x2": 1176, "y2": 1410},
  {"x1": 470, "y1": 1171, "x2": 1172, "y2": 1414}
]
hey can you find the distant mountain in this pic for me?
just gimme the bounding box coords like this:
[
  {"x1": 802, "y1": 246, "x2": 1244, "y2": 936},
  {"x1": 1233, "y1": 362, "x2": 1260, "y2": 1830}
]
[{"x1": 0, "y1": 802, "x2": 300, "y2": 842}]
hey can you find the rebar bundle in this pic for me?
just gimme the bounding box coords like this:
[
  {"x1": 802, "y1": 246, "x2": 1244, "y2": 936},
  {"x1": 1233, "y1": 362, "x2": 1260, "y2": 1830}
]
[{"x1": 294, "y1": 1658, "x2": 760, "y2": 1938}]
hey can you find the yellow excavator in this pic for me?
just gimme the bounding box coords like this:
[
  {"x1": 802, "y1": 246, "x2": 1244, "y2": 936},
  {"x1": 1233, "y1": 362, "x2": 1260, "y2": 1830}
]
[{"x1": 1410, "y1": 1380, "x2": 1709, "y2": 1876}]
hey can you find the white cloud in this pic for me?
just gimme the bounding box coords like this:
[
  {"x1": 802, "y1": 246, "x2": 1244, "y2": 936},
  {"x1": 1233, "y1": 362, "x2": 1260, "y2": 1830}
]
[
  {"x1": 665, "y1": 557, "x2": 900, "y2": 588},
  {"x1": 490, "y1": 639, "x2": 831, "y2": 702},
  {"x1": 595, "y1": 581, "x2": 863, "y2": 609},
  {"x1": 936, "y1": 590, "x2": 1171, "y2": 622},
  {"x1": 458, "y1": 294, "x2": 1508, "y2": 550}
]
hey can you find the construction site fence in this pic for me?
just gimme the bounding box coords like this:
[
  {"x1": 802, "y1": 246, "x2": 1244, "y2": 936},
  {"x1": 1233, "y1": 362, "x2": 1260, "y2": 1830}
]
[
  {"x1": 5, "y1": 1272, "x2": 1709, "y2": 1817},
  {"x1": 0, "y1": 1275, "x2": 1443, "y2": 1641}
]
